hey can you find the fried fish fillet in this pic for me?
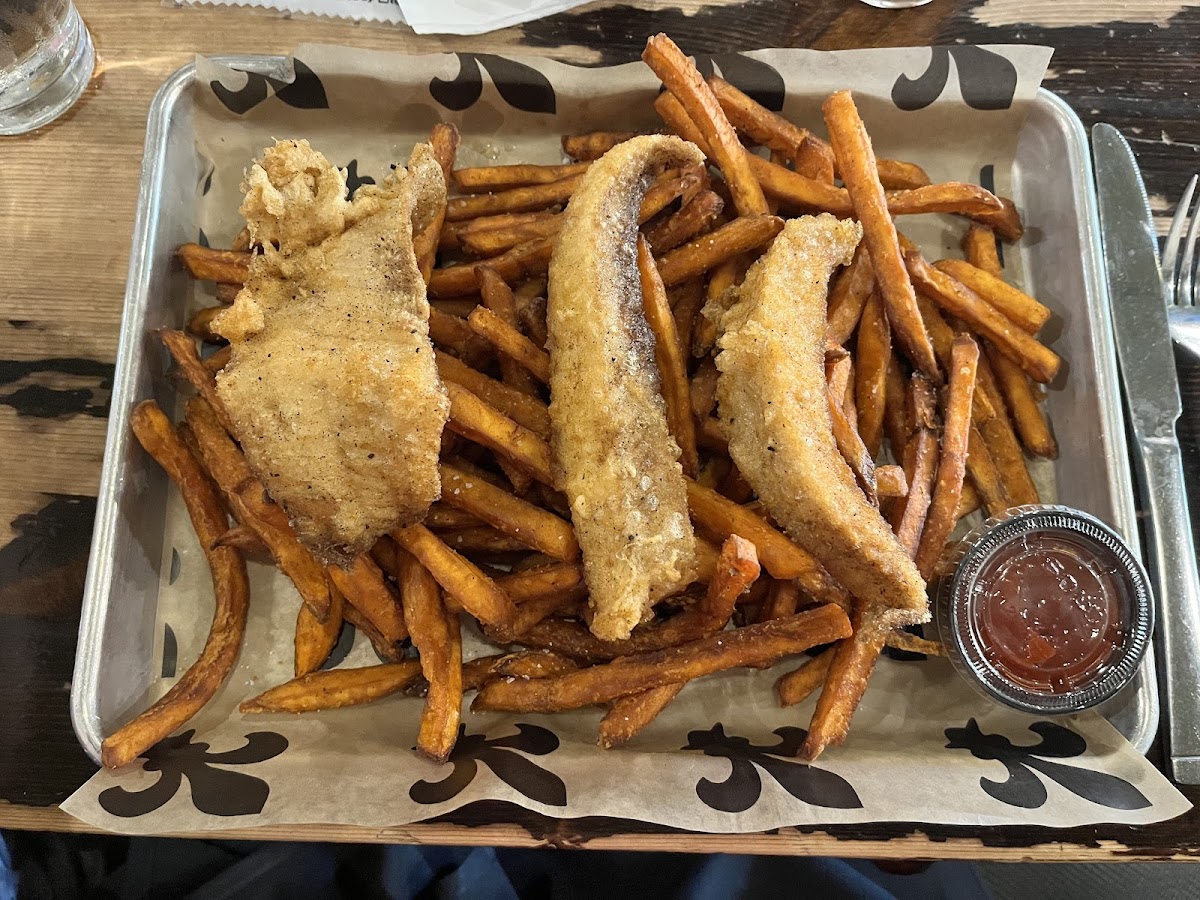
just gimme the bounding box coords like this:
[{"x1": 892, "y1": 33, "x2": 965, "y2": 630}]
[
  {"x1": 708, "y1": 214, "x2": 928, "y2": 627},
  {"x1": 213, "y1": 140, "x2": 449, "y2": 563},
  {"x1": 547, "y1": 135, "x2": 703, "y2": 641}
]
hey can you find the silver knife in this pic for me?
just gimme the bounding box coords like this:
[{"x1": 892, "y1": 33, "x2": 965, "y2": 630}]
[{"x1": 1094, "y1": 123, "x2": 1200, "y2": 783}]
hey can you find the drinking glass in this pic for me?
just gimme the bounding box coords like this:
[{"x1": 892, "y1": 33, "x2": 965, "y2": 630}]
[{"x1": 0, "y1": 0, "x2": 95, "y2": 135}]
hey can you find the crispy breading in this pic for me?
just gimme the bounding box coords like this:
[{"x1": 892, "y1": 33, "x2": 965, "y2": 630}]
[
  {"x1": 708, "y1": 214, "x2": 928, "y2": 627},
  {"x1": 547, "y1": 135, "x2": 703, "y2": 640},
  {"x1": 214, "y1": 140, "x2": 449, "y2": 563}
]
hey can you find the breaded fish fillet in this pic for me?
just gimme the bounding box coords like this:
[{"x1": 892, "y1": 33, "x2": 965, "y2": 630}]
[
  {"x1": 213, "y1": 140, "x2": 449, "y2": 563},
  {"x1": 547, "y1": 135, "x2": 703, "y2": 641},
  {"x1": 708, "y1": 214, "x2": 928, "y2": 627}
]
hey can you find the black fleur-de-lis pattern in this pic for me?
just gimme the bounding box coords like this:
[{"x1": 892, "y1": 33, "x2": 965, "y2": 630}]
[
  {"x1": 892, "y1": 46, "x2": 1019, "y2": 111},
  {"x1": 946, "y1": 719, "x2": 1151, "y2": 811},
  {"x1": 410, "y1": 724, "x2": 566, "y2": 807},
  {"x1": 431, "y1": 54, "x2": 556, "y2": 114},
  {"x1": 684, "y1": 724, "x2": 862, "y2": 813},
  {"x1": 97, "y1": 731, "x2": 288, "y2": 818},
  {"x1": 210, "y1": 60, "x2": 329, "y2": 115}
]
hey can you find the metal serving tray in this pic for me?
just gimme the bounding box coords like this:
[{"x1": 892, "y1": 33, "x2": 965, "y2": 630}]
[{"x1": 71, "y1": 56, "x2": 1160, "y2": 763}]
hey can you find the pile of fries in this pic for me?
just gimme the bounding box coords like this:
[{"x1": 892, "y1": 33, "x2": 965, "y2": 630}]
[{"x1": 102, "y1": 34, "x2": 1059, "y2": 771}]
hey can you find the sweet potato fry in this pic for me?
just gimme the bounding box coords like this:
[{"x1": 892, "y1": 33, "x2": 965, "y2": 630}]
[
  {"x1": 177, "y1": 243, "x2": 250, "y2": 283},
  {"x1": 161, "y1": 329, "x2": 235, "y2": 434},
  {"x1": 428, "y1": 307, "x2": 491, "y2": 365},
  {"x1": 393, "y1": 523, "x2": 517, "y2": 626},
  {"x1": 983, "y1": 411, "x2": 1041, "y2": 506},
  {"x1": 461, "y1": 216, "x2": 563, "y2": 257},
  {"x1": 882, "y1": 352, "x2": 909, "y2": 456},
  {"x1": 643, "y1": 34, "x2": 770, "y2": 217},
  {"x1": 988, "y1": 345, "x2": 1057, "y2": 457},
  {"x1": 212, "y1": 524, "x2": 269, "y2": 556},
  {"x1": 295, "y1": 584, "x2": 345, "y2": 678},
  {"x1": 824, "y1": 91, "x2": 940, "y2": 382},
  {"x1": 446, "y1": 174, "x2": 582, "y2": 222},
  {"x1": 758, "y1": 578, "x2": 801, "y2": 623},
  {"x1": 441, "y1": 210, "x2": 558, "y2": 251},
  {"x1": 828, "y1": 386, "x2": 876, "y2": 503},
  {"x1": 905, "y1": 251, "x2": 1060, "y2": 383},
  {"x1": 801, "y1": 607, "x2": 885, "y2": 760},
  {"x1": 477, "y1": 267, "x2": 540, "y2": 399},
  {"x1": 202, "y1": 344, "x2": 232, "y2": 374},
  {"x1": 776, "y1": 652, "x2": 833, "y2": 707},
  {"x1": 496, "y1": 562, "x2": 585, "y2": 602},
  {"x1": 598, "y1": 683, "x2": 686, "y2": 748},
  {"x1": 562, "y1": 130, "x2": 638, "y2": 161},
  {"x1": 439, "y1": 527, "x2": 530, "y2": 554},
  {"x1": 485, "y1": 585, "x2": 590, "y2": 643},
  {"x1": 933, "y1": 259, "x2": 1051, "y2": 334},
  {"x1": 964, "y1": 223, "x2": 1056, "y2": 455},
  {"x1": 874, "y1": 159, "x2": 932, "y2": 191},
  {"x1": 474, "y1": 603, "x2": 851, "y2": 712},
  {"x1": 685, "y1": 479, "x2": 848, "y2": 605},
  {"x1": 690, "y1": 355, "x2": 720, "y2": 422},
  {"x1": 795, "y1": 136, "x2": 836, "y2": 183},
  {"x1": 342, "y1": 603, "x2": 404, "y2": 662},
  {"x1": 444, "y1": 381, "x2": 555, "y2": 485},
  {"x1": 915, "y1": 335, "x2": 979, "y2": 579},
  {"x1": 670, "y1": 277, "x2": 707, "y2": 360},
  {"x1": 435, "y1": 350, "x2": 550, "y2": 438},
  {"x1": 327, "y1": 555, "x2": 408, "y2": 644},
  {"x1": 707, "y1": 75, "x2": 811, "y2": 159},
  {"x1": 187, "y1": 305, "x2": 225, "y2": 343},
  {"x1": 957, "y1": 480, "x2": 982, "y2": 520},
  {"x1": 640, "y1": 169, "x2": 704, "y2": 223},
  {"x1": 429, "y1": 236, "x2": 555, "y2": 298},
  {"x1": 638, "y1": 236, "x2": 699, "y2": 478},
  {"x1": 398, "y1": 550, "x2": 463, "y2": 762},
  {"x1": 885, "y1": 629, "x2": 945, "y2": 656},
  {"x1": 966, "y1": 425, "x2": 1010, "y2": 517},
  {"x1": 239, "y1": 661, "x2": 423, "y2": 713},
  {"x1": 855, "y1": 291, "x2": 890, "y2": 458},
  {"x1": 889, "y1": 377, "x2": 939, "y2": 558},
  {"x1": 643, "y1": 190, "x2": 724, "y2": 254},
  {"x1": 214, "y1": 282, "x2": 241, "y2": 303},
  {"x1": 468, "y1": 306, "x2": 551, "y2": 383},
  {"x1": 876, "y1": 465, "x2": 908, "y2": 499},
  {"x1": 691, "y1": 256, "x2": 743, "y2": 357},
  {"x1": 492, "y1": 650, "x2": 580, "y2": 681},
  {"x1": 415, "y1": 122, "x2": 460, "y2": 283},
  {"x1": 655, "y1": 215, "x2": 784, "y2": 287},
  {"x1": 185, "y1": 396, "x2": 333, "y2": 621},
  {"x1": 514, "y1": 278, "x2": 549, "y2": 348},
  {"x1": 826, "y1": 243, "x2": 874, "y2": 346},
  {"x1": 101, "y1": 402, "x2": 250, "y2": 769},
  {"x1": 453, "y1": 161, "x2": 591, "y2": 193},
  {"x1": 440, "y1": 462, "x2": 578, "y2": 561}
]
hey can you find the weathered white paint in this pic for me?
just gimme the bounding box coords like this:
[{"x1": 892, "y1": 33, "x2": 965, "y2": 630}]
[{"x1": 972, "y1": 0, "x2": 1199, "y2": 28}]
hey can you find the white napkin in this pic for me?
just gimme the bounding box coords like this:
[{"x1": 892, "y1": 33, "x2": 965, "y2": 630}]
[{"x1": 177, "y1": 0, "x2": 596, "y2": 34}]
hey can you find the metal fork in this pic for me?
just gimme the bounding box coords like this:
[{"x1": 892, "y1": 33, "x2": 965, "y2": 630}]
[{"x1": 1165, "y1": 175, "x2": 1200, "y2": 357}]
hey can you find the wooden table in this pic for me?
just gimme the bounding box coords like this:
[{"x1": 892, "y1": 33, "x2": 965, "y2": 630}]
[{"x1": 3, "y1": 0, "x2": 1199, "y2": 860}]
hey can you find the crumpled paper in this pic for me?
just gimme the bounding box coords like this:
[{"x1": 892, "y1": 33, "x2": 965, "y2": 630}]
[
  {"x1": 63, "y1": 42, "x2": 1190, "y2": 836},
  {"x1": 173, "y1": 0, "x2": 596, "y2": 34}
]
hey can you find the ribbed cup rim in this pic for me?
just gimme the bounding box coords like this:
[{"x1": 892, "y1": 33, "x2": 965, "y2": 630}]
[{"x1": 934, "y1": 504, "x2": 1154, "y2": 715}]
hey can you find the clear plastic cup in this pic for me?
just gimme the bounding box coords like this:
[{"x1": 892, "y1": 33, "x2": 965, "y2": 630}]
[
  {"x1": 0, "y1": 0, "x2": 95, "y2": 136},
  {"x1": 933, "y1": 505, "x2": 1153, "y2": 716}
]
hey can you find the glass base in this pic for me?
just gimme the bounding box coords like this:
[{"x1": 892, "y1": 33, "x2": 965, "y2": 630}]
[
  {"x1": 856, "y1": 0, "x2": 934, "y2": 7},
  {"x1": 0, "y1": 7, "x2": 95, "y2": 136}
]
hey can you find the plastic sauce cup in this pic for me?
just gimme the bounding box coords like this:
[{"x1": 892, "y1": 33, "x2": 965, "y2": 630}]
[{"x1": 933, "y1": 505, "x2": 1153, "y2": 715}]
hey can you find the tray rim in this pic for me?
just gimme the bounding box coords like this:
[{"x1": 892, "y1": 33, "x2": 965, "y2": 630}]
[{"x1": 70, "y1": 54, "x2": 1159, "y2": 766}]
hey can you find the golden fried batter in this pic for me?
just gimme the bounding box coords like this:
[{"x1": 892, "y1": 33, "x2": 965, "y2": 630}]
[
  {"x1": 214, "y1": 140, "x2": 448, "y2": 563},
  {"x1": 547, "y1": 135, "x2": 704, "y2": 641},
  {"x1": 708, "y1": 214, "x2": 928, "y2": 627}
]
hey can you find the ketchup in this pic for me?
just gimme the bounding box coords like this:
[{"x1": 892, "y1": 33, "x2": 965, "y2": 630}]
[{"x1": 971, "y1": 531, "x2": 1125, "y2": 694}]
